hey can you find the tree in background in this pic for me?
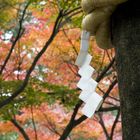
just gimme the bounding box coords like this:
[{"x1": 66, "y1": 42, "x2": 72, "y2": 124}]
[{"x1": 0, "y1": 0, "x2": 131, "y2": 140}]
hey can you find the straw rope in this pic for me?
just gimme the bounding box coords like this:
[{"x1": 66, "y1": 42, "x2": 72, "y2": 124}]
[{"x1": 81, "y1": 0, "x2": 128, "y2": 49}]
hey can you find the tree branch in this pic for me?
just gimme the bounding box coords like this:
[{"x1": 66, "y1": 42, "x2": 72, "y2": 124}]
[
  {"x1": 110, "y1": 109, "x2": 120, "y2": 139},
  {"x1": 0, "y1": 1, "x2": 30, "y2": 74},
  {"x1": 30, "y1": 106, "x2": 38, "y2": 140},
  {"x1": 11, "y1": 118, "x2": 30, "y2": 140},
  {"x1": 103, "y1": 79, "x2": 117, "y2": 100},
  {"x1": 0, "y1": 10, "x2": 63, "y2": 108},
  {"x1": 59, "y1": 100, "x2": 83, "y2": 140},
  {"x1": 98, "y1": 106, "x2": 120, "y2": 112},
  {"x1": 59, "y1": 57, "x2": 116, "y2": 139},
  {"x1": 99, "y1": 113, "x2": 110, "y2": 139},
  {"x1": 63, "y1": 6, "x2": 81, "y2": 16},
  {"x1": 96, "y1": 57, "x2": 115, "y2": 82}
]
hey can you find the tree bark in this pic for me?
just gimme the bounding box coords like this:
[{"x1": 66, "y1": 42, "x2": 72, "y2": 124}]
[{"x1": 112, "y1": 1, "x2": 140, "y2": 140}]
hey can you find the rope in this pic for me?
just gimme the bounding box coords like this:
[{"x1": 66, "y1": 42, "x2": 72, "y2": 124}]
[{"x1": 81, "y1": 0, "x2": 128, "y2": 49}]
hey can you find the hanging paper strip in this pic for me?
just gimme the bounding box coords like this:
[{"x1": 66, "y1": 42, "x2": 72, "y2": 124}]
[{"x1": 75, "y1": 30, "x2": 103, "y2": 118}]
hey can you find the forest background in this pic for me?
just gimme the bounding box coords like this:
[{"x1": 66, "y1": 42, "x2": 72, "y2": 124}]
[{"x1": 0, "y1": 0, "x2": 120, "y2": 139}]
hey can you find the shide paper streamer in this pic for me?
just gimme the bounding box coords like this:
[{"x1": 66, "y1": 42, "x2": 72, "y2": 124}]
[
  {"x1": 75, "y1": 31, "x2": 103, "y2": 118},
  {"x1": 75, "y1": 0, "x2": 128, "y2": 118}
]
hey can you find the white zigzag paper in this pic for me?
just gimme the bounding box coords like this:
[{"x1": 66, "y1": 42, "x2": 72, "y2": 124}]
[
  {"x1": 77, "y1": 77, "x2": 98, "y2": 92},
  {"x1": 78, "y1": 65, "x2": 95, "y2": 79},
  {"x1": 82, "y1": 93, "x2": 103, "y2": 118},
  {"x1": 75, "y1": 30, "x2": 103, "y2": 118},
  {"x1": 75, "y1": 52, "x2": 92, "y2": 67},
  {"x1": 80, "y1": 31, "x2": 90, "y2": 51},
  {"x1": 79, "y1": 90, "x2": 92, "y2": 102}
]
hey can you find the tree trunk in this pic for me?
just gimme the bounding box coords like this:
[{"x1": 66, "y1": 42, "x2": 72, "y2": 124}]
[{"x1": 112, "y1": 1, "x2": 140, "y2": 140}]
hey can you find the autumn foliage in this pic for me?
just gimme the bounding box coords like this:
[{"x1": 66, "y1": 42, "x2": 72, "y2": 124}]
[{"x1": 0, "y1": 0, "x2": 120, "y2": 140}]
